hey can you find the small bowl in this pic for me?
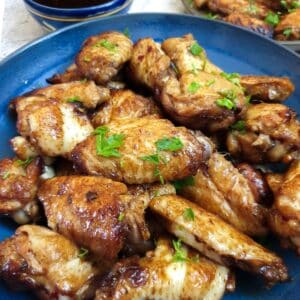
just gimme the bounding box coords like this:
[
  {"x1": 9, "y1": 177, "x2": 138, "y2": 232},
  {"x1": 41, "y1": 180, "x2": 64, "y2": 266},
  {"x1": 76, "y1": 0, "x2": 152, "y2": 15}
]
[{"x1": 23, "y1": 0, "x2": 133, "y2": 31}]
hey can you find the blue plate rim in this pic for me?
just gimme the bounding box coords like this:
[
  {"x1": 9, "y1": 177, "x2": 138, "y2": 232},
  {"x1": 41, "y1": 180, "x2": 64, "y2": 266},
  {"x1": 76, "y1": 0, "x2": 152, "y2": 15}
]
[{"x1": 1, "y1": 12, "x2": 300, "y2": 68}]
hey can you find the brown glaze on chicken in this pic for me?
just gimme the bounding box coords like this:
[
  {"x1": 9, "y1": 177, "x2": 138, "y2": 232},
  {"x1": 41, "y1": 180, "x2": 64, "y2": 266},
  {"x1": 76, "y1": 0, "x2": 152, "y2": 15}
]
[
  {"x1": 71, "y1": 116, "x2": 210, "y2": 184},
  {"x1": 30, "y1": 80, "x2": 110, "y2": 109},
  {"x1": 268, "y1": 161, "x2": 300, "y2": 254},
  {"x1": 0, "y1": 157, "x2": 42, "y2": 224},
  {"x1": 275, "y1": 9, "x2": 300, "y2": 41},
  {"x1": 76, "y1": 32, "x2": 133, "y2": 85},
  {"x1": 95, "y1": 237, "x2": 230, "y2": 300},
  {"x1": 91, "y1": 90, "x2": 161, "y2": 127},
  {"x1": 14, "y1": 96, "x2": 93, "y2": 158},
  {"x1": 0, "y1": 225, "x2": 98, "y2": 299},
  {"x1": 224, "y1": 13, "x2": 273, "y2": 36},
  {"x1": 180, "y1": 153, "x2": 268, "y2": 236},
  {"x1": 38, "y1": 176, "x2": 128, "y2": 261},
  {"x1": 240, "y1": 76, "x2": 295, "y2": 102},
  {"x1": 227, "y1": 103, "x2": 300, "y2": 163},
  {"x1": 150, "y1": 195, "x2": 288, "y2": 285},
  {"x1": 207, "y1": 0, "x2": 271, "y2": 19}
]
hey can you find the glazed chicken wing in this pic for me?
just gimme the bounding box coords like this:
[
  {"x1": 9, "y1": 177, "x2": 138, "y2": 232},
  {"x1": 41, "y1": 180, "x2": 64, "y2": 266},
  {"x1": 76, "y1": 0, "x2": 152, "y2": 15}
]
[
  {"x1": 76, "y1": 32, "x2": 133, "y2": 85},
  {"x1": 267, "y1": 161, "x2": 300, "y2": 254},
  {"x1": 224, "y1": 13, "x2": 273, "y2": 37},
  {"x1": 38, "y1": 176, "x2": 128, "y2": 261},
  {"x1": 0, "y1": 225, "x2": 98, "y2": 299},
  {"x1": 0, "y1": 157, "x2": 42, "y2": 224},
  {"x1": 227, "y1": 103, "x2": 300, "y2": 163},
  {"x1": 71, "y1": 116, "x2": 211, "y2": 184},
  {"x1": 95, "y1": 237, "x2": 231, "y2": 300},
  {"x1": 207, "y1": 0, "x2": 271, "y2": 19},
  {"x1": 150, "y1": 195, "x2": 288, "y2": 285},
  {"x1": 31, "y1": 80, "x2": 110, "y2": 109},
  {"x1": 240, "y1": 75, "x2": 295, "y2": 102},
  {"x1": 14, "y1": 96, "x2": 93, "y2": 158},
  {"x1": 180, "y1": 152, "x2": 268, "y2": 236},
  {"x1": 275, "y1": 9, "x2": 300, "y2": 41},
  {"x1": 91, "y1": 90, "x2": 161, "y2": 127}
]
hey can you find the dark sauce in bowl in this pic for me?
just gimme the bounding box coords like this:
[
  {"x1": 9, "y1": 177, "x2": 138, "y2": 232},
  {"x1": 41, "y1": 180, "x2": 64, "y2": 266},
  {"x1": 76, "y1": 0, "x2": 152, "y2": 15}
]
[{"x1": 34, "y1": 0, "x2": 112, "y2": 9}]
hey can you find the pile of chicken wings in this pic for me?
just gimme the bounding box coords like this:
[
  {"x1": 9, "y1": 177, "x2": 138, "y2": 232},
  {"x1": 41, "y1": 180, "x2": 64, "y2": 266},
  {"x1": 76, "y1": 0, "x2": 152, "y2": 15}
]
[
  {"x1": 0, "y1": 30, "x2": 299, "y2": 299},
  {"x1": 193, "y1": 0, "x2": 300, "y2": 41}
]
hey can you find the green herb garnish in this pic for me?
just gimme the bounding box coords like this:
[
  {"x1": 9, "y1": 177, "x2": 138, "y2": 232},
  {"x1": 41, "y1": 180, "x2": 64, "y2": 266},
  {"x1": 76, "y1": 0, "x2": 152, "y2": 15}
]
[
  {"x1": 187, "y1": 82, "x2": 202, "y2": 94},
  {"x1": 94, "y1": 39, "x2": 117, "y2": 52},
  {"x1": 183, "y1": 208, "x2": 195, "y2": 222},
  {"x1": 220, "y1": 72, "x2": 241, "y2": 86},
  {"x1": 172, "y1": 239, "x2": 188, "y2": 262},
  {"x1": 172, "y1": 176, "x2": 195, "y2": 191},
  {"x1": 206, "y1": 79, "x2": 215, "y2": 87},
  {"x1": 66, "y1": 96, "x2": 81, "y2": 103},
  {"x1": 156, "y1": 137, "x2": 184, "y2": 152},
  {"x1": 283, "y1": 27, "x2": 292, "y2": 37},
  {"x1": 83, "y1": 57, "x2": 91, "y2": 62},
  {"x1": 78, "y1": 247, "x2": 89, "y2": 259},
  {"x1": 16, "y1": 157, "x2": 33, "y2": 168},
  {"x1": 2, "y1": 171, "x2": 10, "y2": 180},
  {"x1": 216, "y1": 90, "x2": 237, "y2": 110},
  {"x1": 123, "y1": 27, "x2": 131, "y2": 38},
  {"x1": 206, "y1": 12, "x2": 218, "y2": 20},
  {"x1": 265, "y1": 12, "x2": 280, "y2": 27},
  {"x1": 118, "y1": 213, "x2": 125, "y2": 222},
  {"x1": 230, "y1": 120, "x2": 246, "y2": 132},
  {"x1": 189, "y1": 42, "x2": 203, "y2": 56}
]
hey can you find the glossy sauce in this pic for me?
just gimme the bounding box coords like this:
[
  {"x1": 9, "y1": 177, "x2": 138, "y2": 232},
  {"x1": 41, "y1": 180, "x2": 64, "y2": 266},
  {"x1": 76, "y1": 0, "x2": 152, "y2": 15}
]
[{"x1": 35, "y1": 0, "x2": 112, "y2": 9}]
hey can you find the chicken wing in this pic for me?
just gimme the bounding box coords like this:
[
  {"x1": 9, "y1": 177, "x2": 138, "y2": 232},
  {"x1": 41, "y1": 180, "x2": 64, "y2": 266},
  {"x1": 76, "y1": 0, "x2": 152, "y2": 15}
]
[
  {"x1": 150, "y1": 195, "x2": 288, "y2": 285},
  {"x1": 180, "y1": 153, "x2": 268, "y2": 236},
  {"x1": 71, "y1": 116, "x2": 211, "y2": 184},
  {"x1": 194, "y1": 0, "x2": 208, "y2": 9},
  {"x1": 30, "y1": 80, "x2": 110, "y2": 109},
  {"x1": 268, "y1": 161, "x2": 300, "y2": 254},
  {"x1": 207, "y1": 0, "x2": 271, "y2": 19},
  {"x1": 275, "y1": 9, "x2": 300, "y2": 41},
  {"x1": 14, "y1": 96, "x2": 93, "y2": 158},
  {"x1": 38, "y1": 176, "x2": 128, "y2": 261},
  {"x1": 76, "y1": 31, "x2": 133, "y2": 85},
  {"x1": 224, "y1": 13, "x2": 273, "y2": 37},
  {"x1": 10, "y1": 136, "x2": 39, "y2": 160},
  {"x1": 91, "y1": 90, "x2": 161, "y2": 127},
  {"x1": 95, "y1": 237, "x2": 231, "y2": 300},
  {"x1": 47, "y1": 64, "x2": 84, "y2": 84},
  {"x1": 0, "y1": 225, "x2": 98, "y2": 299},
  {"x1": 0, "y1": 157, "x2": 42, "y2": 224},
  {"x1": 227, "y1": 103, "x2": 300, "y2": 163},
  {"x1": 240, "y1": 76, "x2": 295, "y2": 102}
]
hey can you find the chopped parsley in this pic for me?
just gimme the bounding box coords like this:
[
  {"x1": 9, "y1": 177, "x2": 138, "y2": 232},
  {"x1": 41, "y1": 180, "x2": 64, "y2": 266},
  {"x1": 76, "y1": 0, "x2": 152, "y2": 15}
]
[
  {"x1": 283, "y1": 27, "x2": 293, "y2": 37},
  {"x1": 141, "y1": 153, "x2": 160, "y2": 164},
  {"x1": 78, "y1": 247, "x2": 89, "y2": 259},
  {"x1": 94, "y1": 39, "x2": 117, "y2": 52},
  {"x1": 206, "y1": 79, "x2": 216, "y2": 87},
  {"x1": 189, "y1": 42, "x2": 203, "y2": 56},
  {"x1": 188, "y1": 81, "x2": 202, "y2": 94},
  {"x1": 2, "y1": 171, "x2": 10, "y2": 180},
  {"x1": 123, "y1": 27, "x2": 131, "y2": 38},
  {"x1": 265, "y1": 12, "x2": 280, "y2": 27},
  {"x1": 230, "y1": 120, "x2": 246, "y2": 132},
  {"x1": 16, "y1": 157, "x2": 33, "y2": 168},
  {"x1": 216, "y1": 90, "x2": 237, "y2": 110},
  {"x1": 183, "y1": 208, "x2": 195, "y2": 222},
  {"x1": 93, "y1": 126, "x2": 125, "y2": 158},
  {"x1": 206, "y1": 12, "x2": 218, "y2": 20},
  {"x1": 172, "y1": 239, "x2": 189, "y2": 262},
  {"x1": 118, "y1": 213, "x2": 125, "y2": 222},
  {"x1": 172, "y1": 176, "x2": 195, "y2": 192},
  {"x1": 83, "y1": 57, "x2": 91, "y2": 62},
  {"x1": 220, "y1": 72, "x2": 241, "y2": 87},
  {"x1": 66, "y1": 96, "x2": 81, "y2": 103},
  {"x1": 156, "y1": 137, "x2": 184, "y2": 152}
]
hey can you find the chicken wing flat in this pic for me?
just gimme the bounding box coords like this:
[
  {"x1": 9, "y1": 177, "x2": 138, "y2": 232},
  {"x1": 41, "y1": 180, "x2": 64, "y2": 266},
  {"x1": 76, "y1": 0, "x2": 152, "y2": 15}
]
[
  {"x1": 224, "y1": 13, "x2": 273, "y2": 37},
  {"x1": 14, "y1": 96, "x2": 93, "y2": 157},
  {"x1": 47, "y1": 64, "x2": 84, "y2": 84},
  {"x1": 227, "y1": 103, "x2": 300, "y2": 163},
  {"x1": 95, "y1": 237, "x2": 231, "y2": 300},
  {"x1": 38, "y1": 176, "x2": 128, "y2": 261},
  {"x1": 0, "y1": 157, "x2": 42, "y2": 224},
  {"x1": 71, "y1": 116, "x2": 210, "y2": 184},
  {"x1": 268, "y1": 161, "x2": 300, "y2": 254},
  {"x1": 91, "y1": 90, "x2": 161, "y2": 127},
  {"x1": 240, "y1": 75, "x2": 295, "y2": 102},
  {"x1": 180, "y1": 153, "x2": 268, "y2": 236},
  {"x1": 207, "y1": 0, "x2": 271, "y2": 19},
  {"x1": 31, "y1": 80, "x2": 110, "y2": 109},
  {"x1": 76, "y1": 32, "x2": 133, "y2": 85},
  {"x1": 275, "y1": 9, "x2": 300, "y2": 41},
  {"x1": 150, "y1": 195, "x2": 288, "y2": 285},
  {"x1": 0, "y1": 225, "x2": 98, "y2": 299}
]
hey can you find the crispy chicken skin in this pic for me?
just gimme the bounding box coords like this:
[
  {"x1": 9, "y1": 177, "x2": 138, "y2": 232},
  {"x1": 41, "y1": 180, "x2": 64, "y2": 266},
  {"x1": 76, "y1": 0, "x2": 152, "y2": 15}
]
[
  {"x1": 150, "y1": 195, "x2": 288, "y2": 285},
  {"x1": 207, "y1": 0, "x2": 271, "y2": 19},
  {"x1": 47, "y1": 64, "x2": 84, "y2": 84},
  {"x1": 76, "y1": 32, "x2": 133, "y2": 85},
  {"x1": 30, "y1": 80, "x2": 110, "y2": 109},
  {"x1": 92, "y1": 90, "x2": 161, "y2": 127},
  {"x1": 227, "y1": 103, "x2": 300, "y2": 163},
  {"x1": 71, "y1": 116, "x2": 210, "y2": 184},
  {"x1": 0, "y1": 157, "x2": 42, "y2": 224},
  {"x1": 275, "y1": 9, "x2": 300, "y2": 41},
  {"x1": 38, "y1": 176, "x2": 128, "y2": 261},
  {"x1": 180, "y1": 153, "x2": 268, "y2": 236},
  {"x1": 268, "y1": 161, "x2": 300, "y2": 254},
  {"x1": 95, "y1": 237, "x2": 230, "y2": 300},
  {"x1": 0, "y1": 225, "x2": 98, "y2": 299},
  {"x1": 10, "y1": 136, "x2": 39, "y2": 160},
  {"x1": 240, "y1": 76, "x2": 295, "y2": 102},
  {"x1": 224, "y1": 13, "x2": 273, "y2": 37},
  {"x1": 14, "y1": 96, "x2": 93, "y2": 158}
]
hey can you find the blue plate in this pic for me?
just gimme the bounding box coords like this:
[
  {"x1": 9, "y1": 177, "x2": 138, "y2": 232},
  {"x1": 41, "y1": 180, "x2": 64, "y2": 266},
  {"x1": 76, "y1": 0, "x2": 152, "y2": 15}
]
[{"x1": 0, "y1": 13, "x2": 299, "y2": 300}]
